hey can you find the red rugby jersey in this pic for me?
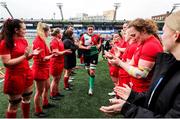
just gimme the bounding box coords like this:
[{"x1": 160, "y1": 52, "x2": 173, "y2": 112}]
[
  {"x1": 50, "y1": 37, "x2": 64, "y2": 63},
  {"x1": 0, "y1": 37, "x2": 29, "y2": 70}
]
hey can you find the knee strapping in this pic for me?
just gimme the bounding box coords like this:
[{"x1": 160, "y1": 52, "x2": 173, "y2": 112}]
[
  {"x1": 90, "y1": 64, "x2": 96, "y2": 70},
  {"x1": 22, "y1": 91, "x2": 33, "y2": 98},
  {"x1": 9, "y1": 98, "x2": 22, "y2": 105}
]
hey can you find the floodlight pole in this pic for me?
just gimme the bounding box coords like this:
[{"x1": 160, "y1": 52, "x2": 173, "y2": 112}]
[
  {"x1": 53, "y1": 12, "x2": 56, "y2": 19},
  {"x1": 0, "y1": 2, "x2": 14, "y2": 19},
  {"x1": 113, "y1": 3, "x2": 120, "y2": 21},
  {"x1": 56, "y1": 3, "x2": 64, "y2": 21},
  {"x1": 169, "y1": 3, "x2": 180, "y2": 15}
]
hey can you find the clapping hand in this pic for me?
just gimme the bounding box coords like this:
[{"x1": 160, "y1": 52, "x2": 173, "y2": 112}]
[
  {"x1": 104, "y1": 51, "x2": 113, "y2": 59},
  {"x1": 114, "y1": 82, "x2": 133, "y2": 101},
  {"x1": 100, "y1": 99, "x2": 126, "y2": 117},
  {"x1": 24, "y1": 46, "x2": 31, "y2": 58},
  {"x1": 64, "y1": 49, "x2": 72, "y2": 54},
  {"x1": 52, "y1": 49, "x2": 72, "y2": 56},
  {"x1": 108, "y1": 57, "x2": 121, "y2": 66},
  {"x1": 43, "y1": 54, "x2": 54, "y2": 61},
  {"x1": 114, "y1": 46, "x2": 121, "y2": 58},
  {"x1": 109, "y1": 98, "x2": 123, "y2": 104},
  {"x1": 52, "y1": 49, "x2": 59, "y2": 56},
  {"x1": 32, "y1": 47, "x2": 42, "y2": 56}
]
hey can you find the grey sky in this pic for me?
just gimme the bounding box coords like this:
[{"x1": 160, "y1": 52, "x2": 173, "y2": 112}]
[{"x1": 0, "y1": 0, "x2": 180, "y2": 20}]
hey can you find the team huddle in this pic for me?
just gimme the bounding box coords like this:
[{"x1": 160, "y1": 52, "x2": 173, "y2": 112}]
[{"x1": 0, "y1": 10, "x2": 180, "y2": 118}]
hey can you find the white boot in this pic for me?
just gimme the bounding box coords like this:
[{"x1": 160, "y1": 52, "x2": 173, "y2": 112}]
[
  {"x1": 88, "y1": 89, "x2": 93, "y2": 96},
  {"x1": 108, "y1": 91, "x2": 116, "y2": 96}
]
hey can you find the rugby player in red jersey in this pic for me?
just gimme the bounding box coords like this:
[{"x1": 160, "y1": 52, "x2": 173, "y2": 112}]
[{"x1": 0, "y1": 19, "x2": 41, "y2": 118}]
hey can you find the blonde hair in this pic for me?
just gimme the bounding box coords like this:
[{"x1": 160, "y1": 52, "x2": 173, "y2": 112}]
[
  {"x1": 36, "y1": 22, "x2": 49, "y2": 40},
  {"x1": 165, "y1": 11, "x2": 180, "y2": 32},
  {"x1": 165, "y1": 11, "x2": 180, "y2": 42}
]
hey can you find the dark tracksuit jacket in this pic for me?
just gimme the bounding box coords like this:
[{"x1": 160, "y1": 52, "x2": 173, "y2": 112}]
[
  {"x1": 63, "y1": 38, "x2": 78, "y2": 69},
  {"x1": 121, "y1": 53, "x2": 180, "y2": 118}
]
